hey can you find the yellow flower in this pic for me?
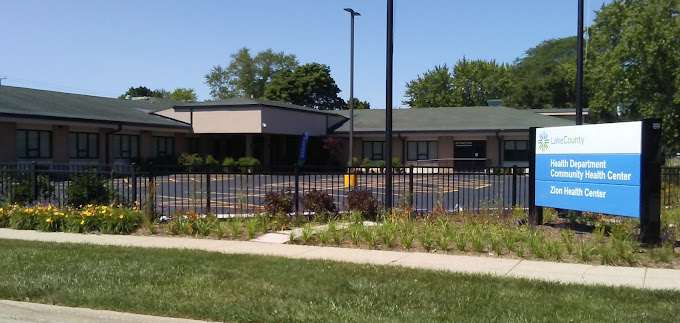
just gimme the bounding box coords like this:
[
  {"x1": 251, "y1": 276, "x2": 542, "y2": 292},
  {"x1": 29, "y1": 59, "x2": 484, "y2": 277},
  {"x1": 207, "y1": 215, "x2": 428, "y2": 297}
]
[
  {"x1": 46, "y1": 218, "x2": 52, "y2": 223},
  {"x1": 119, "y1": 215, "x2": 124, "y2": 219},
  {"x1": 80, "y1": 220, "x2": 85, "y2": 225}
]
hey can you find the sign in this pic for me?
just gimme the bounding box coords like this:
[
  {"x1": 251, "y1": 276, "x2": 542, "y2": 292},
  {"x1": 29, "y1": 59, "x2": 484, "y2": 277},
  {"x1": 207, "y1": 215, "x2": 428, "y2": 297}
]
[
  {"x1": 534, "y1": 121, "x2": 642, "y2": 217},
  {"x1": 297, "y1": 132, "x2": 310, "y2": 165}
]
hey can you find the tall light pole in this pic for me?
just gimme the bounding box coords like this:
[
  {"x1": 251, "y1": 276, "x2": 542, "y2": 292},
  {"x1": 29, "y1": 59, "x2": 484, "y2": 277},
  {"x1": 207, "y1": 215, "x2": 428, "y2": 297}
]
[
  {"x1": 385, "y1": 0, "x2": 394, "y2": 209},
  {"x1": 344, "y1": 8, "x2": 361, "y2": 166},
  {"x1": 576, "y1": 0, "x2": 585, "y2": 125}
]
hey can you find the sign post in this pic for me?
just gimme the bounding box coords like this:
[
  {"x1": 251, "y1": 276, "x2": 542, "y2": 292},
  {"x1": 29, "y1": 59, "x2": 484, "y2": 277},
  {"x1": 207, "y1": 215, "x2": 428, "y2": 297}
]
[{"x1": 530, "y1": 120, "x2": 662, "y2": 243}]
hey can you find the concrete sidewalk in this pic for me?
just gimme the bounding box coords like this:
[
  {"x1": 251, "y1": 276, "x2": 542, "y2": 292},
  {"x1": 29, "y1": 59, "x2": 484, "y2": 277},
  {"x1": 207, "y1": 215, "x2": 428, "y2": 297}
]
[
  {"x1": 0, "y1": 300, "x2": 210, "y2": 323},
  {"x1": 1, "y1": 228, "x2": 679, "y2": 291}
]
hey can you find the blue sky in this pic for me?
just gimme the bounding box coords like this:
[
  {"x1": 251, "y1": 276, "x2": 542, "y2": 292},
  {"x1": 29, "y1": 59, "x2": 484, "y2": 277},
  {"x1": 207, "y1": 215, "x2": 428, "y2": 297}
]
[{"x1": 1, "y1": 0, "x2": 609, "y2": 108}]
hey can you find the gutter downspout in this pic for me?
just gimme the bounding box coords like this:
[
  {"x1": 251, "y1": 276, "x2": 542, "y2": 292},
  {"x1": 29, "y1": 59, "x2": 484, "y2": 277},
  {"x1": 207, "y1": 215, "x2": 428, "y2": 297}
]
[{"x1": 104, "y1": 124, "x2": 123, "y2": 165}]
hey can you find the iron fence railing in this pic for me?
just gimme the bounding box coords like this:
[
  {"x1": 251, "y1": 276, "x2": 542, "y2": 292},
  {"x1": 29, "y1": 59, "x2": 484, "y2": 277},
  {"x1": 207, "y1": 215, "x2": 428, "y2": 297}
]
[{"x1": 1, "y1": 163, "x2": 678, "y2": 217}]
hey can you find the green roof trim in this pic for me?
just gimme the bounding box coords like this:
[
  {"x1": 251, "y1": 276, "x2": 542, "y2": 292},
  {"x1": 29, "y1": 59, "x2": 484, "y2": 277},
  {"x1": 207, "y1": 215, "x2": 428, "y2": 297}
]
[
  {"x1": 334, "y1": 106, "x2": 575, "y2": 133},
  {"x1": 0, "y1": 86, "x2": 189, "y2": 128},
  {"x1": 174, "y1": 97, "x2": 344, "y2": 116}
]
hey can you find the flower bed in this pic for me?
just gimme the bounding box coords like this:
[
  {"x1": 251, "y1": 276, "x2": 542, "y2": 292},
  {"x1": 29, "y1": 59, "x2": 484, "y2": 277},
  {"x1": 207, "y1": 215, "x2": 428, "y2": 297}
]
[{"x1": 0, "y1": 204, "x2": 143, "y2": 234}]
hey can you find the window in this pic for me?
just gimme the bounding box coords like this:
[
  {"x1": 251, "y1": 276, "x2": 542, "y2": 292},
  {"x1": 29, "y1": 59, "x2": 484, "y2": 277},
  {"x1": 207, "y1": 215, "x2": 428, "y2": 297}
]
[
  {"x1": 111, "y1": 134, "x2": 139, "y2": 159},
  {"x1": 187, "y1": 137, "x2": 200, "y2": 153},
  {"x1": 362, "y1": 141, "x2": 384, "y2": 161},
  {"x1": 154, "y1": 136, "x2": 175, "y2": 158},
  {"x1": 503, "y1": 140, "x2": 529, "y2": 162},
  {"x1": 407, "y1": 141, "x2": 438, "y2": 161},
  {"x1": 69, "y1": 132, "x2": 99, "y2": 159},
  {"x1": 16, "y1": 130, "x2": 52, "y2": 159}
]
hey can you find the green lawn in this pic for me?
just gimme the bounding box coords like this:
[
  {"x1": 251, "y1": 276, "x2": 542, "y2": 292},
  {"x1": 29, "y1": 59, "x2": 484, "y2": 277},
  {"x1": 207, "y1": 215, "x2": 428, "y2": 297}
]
[{"x1": 0, "y1": 239, "x2": 678, "y2": 323}]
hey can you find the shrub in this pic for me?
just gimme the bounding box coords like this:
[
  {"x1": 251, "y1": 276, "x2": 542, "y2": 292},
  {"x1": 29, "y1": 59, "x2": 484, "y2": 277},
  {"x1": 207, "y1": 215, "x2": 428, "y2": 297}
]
[
  {"x1": 237, "y1": 157, "x2": 261, "y2": 172},
  {"x1": 264, "y1": 191, "x2": 294, "y2": 216},
  {"x1": 347, "y1": 190, "x2": 379, "y2": 221},
  {"x1": 204, "y1": 155, "x2": 221, "y2": 171},
  {"x1": 66, "y1": 174, "x2": 112, "y2": 207},
  {"x1": 303, "y1": 190, "x2": 337, "y2": 217},
  {"x1": 177, "y1": 153, "x2": 204, "y2": 171},
  {"x1": 222, "y1": 157, "x2": 236, "y2": 169}
]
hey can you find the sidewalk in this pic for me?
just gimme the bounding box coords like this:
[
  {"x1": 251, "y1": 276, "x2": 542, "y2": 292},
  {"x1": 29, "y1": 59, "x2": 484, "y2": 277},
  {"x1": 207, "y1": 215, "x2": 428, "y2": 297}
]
[
  {"x1": 1, "y1": 228, "x2": 679, "y2": 291},
  {"x1": 0, "y1": 299, "x2": 210, "y2": 323}
]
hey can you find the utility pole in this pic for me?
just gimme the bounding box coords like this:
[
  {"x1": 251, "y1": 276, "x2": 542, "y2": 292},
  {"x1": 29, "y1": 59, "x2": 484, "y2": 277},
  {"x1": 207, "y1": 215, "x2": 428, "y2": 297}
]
[
  {"x1": 344, "y1": 8, "x2": 361, "y2": 166},
  {"x1": 385, "y1": 0, "x2": 394, "y2": 209},
  {"x1": 576, "y1": 0, "x2": 585, "y2": 125}
]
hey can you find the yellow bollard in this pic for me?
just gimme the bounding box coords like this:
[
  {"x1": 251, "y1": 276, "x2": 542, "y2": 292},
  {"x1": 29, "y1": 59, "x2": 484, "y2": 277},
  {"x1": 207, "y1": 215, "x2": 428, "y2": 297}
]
[{"x1": 344, "y1": 174, "x2": 357, "y2": 188}]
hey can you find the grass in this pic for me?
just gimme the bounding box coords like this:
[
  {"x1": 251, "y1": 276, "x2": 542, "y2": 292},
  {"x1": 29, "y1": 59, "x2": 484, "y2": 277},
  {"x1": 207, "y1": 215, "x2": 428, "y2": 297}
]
[{"x1": 1, "y1": 239, "x2": 679, "y2": 323}]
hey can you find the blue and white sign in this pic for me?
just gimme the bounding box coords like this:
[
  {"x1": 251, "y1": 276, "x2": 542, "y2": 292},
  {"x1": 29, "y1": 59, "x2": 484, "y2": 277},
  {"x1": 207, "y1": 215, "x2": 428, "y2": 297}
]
[{"x1": 535, "y1": 121, "x2": 642, "y2": 217}]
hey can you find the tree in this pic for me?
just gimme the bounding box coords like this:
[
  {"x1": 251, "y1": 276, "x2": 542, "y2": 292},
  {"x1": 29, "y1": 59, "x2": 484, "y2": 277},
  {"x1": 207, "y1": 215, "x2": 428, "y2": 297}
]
[
  {"x1": 586, "y1": 0, "x2": 680, "y2": 154},
  {"x1": 205, "y1": 48, "x2": 298, "y2": 99},
  {"x1": 119, "y1": 86, "x2": 155, "y2": 99},
  {"x1": 119, "y1": 86, "x2": 169, "y2": 99},
  {"x1": 505, "y1": 37, "x2": 578, "y2": 109},
  {"x1": 403, "y1": 65, "x2": 457, "y2": 107},
  {"x1": 264, "y1": 63, "x2": 346, "y2": 110},
  {"x1": 404, "y1": 60, "x2": 512, "y2": 107},
  {"x1": 169, "y1": 88, "x2": 197, "y2": 102},
  {"x1": 451, "y1": 58, "x2": 513, "y2": 106},
  {"x1": 346, "y1": 98, "x2": 370, "y2": 109}
]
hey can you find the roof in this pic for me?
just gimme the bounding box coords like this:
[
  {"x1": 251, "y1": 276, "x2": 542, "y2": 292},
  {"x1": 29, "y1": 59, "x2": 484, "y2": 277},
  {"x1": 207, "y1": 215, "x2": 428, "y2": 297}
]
[
  {"x1": 173, "y1": 97, "x2": 344, "y2": 116},
  {"x1": 0, "y1": 86, "x2": 189, "y2": 128},
  {"x1": 530, "y1": 108, "x2": 590, "y2": 114},
  {"x1": 334, "y1": 106, "x2": 575, "y2": 133}
]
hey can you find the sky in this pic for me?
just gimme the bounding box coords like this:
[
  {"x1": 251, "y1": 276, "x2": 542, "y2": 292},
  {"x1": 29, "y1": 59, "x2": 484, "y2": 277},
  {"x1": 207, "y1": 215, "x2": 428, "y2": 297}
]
[{"x1": 1, "y1": 0, "x2": 610, "y2": 108}]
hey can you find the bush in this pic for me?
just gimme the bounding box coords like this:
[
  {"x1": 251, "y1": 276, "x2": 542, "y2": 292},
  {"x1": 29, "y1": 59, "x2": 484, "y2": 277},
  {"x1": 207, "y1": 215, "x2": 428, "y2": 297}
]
[
  {"x1": 264, "y1": 191, "x2": 294, "y2": 216},
  {"x1": 347, "y1": 190, "x2": 379, "y2": 221},
  {"x1": 237, "y1": 157, "x2": 261, "y2": 172},
  {"x1": 204, "y1": 154, "x2": 220, "y2": 170},
  {"x1": 177, "y1": 153, "x2": 204, "y2": 171},
  {"x1": 303, "y1": 190, "x2": 337, "y2": 217},
  {"x1": 222, "y1": 157, "x2": 236, "y2": 169},
  {"x1": 66, "y1": 174, "x2": 112, "y2": 207}
]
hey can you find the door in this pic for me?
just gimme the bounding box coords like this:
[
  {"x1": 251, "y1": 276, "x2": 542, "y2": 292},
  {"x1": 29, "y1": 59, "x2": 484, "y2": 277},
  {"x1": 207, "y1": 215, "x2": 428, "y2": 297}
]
[{"x1": 454, "y1": 141, "x2": 487, "y2": 169}]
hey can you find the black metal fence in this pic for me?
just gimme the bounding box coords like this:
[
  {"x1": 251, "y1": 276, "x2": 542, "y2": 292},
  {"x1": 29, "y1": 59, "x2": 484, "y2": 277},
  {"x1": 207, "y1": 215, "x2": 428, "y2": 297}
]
[{"x1": 1, "y1": 163, "x2": 678, "y2": 217}]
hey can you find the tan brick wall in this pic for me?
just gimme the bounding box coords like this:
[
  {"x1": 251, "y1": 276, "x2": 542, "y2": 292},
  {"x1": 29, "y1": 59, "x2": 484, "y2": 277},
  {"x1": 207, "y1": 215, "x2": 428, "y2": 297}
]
[{"x1": 52, "y1": 125, "x2": 69, "y2": 163}]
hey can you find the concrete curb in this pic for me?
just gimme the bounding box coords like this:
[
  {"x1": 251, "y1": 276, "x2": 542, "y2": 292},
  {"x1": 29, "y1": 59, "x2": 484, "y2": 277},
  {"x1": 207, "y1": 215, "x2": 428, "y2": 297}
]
[{"x1": 1, "y1": 228, "x2": 679, "y2": 291}]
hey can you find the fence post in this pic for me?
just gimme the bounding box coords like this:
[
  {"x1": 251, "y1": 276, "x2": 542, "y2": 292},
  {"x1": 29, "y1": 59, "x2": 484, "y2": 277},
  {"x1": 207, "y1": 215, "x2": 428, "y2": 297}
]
[
  {"x1": 294, "y1": 167, "x2": 300, "y2": 216},
  {"x1": 408, "y1": 165, "x2": 414, "y2": 209},
  {"x1": 147, "y1": 169, "x2": 156, "y2": 218},
  {"x1": 511, "y1": 165, "x2": 518, "y2": 208},
  {"x1": 205, "y1": 172, "x2": 212, "y2": 214},
  {"x1": 30, "y1": 161, "x2": 38, "y2": 202},
  {"x1": 130, "y1": 163, "x2": 137, "y2": 207}
]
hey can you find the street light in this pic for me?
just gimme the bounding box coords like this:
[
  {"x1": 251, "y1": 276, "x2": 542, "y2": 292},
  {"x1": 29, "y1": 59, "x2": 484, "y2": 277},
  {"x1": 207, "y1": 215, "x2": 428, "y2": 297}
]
[
  {"x1": 344, "y1": 8, "x2": 361, "y2": 166},
  {"x1": 385, "y1": 0, "x2": 394, "y2": 209},
  {"x1": 576, "y1": 0, "x2": 585, "y2": 125}
]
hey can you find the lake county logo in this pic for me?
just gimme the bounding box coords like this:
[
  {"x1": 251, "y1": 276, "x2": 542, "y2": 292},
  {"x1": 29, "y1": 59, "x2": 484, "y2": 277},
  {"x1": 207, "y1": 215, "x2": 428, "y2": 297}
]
[{"x1": 537, "y1": 132, "x2": 550, "y2": 152}]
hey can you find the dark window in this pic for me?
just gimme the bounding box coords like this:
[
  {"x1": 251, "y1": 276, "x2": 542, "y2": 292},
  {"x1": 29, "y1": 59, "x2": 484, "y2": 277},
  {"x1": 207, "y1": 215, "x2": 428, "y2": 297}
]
[
  {"x1": 154, "y1": 136, "x2": 175, "y2": 158},
  {"x1": 362, "y1": 141, "x2": 384, "y2": 161},
  {"x1": 187, "y1": 137, "x2": 200, "y2": 153},
  {"x1": 69, "y1": 132, "x2": 99, "y2": 159},
  {"x1": 407, "y1": 141, "x2": 438, "y2": 161},
  {"x1": 503, "y1": 140, "x2": 529, "y2": 162},
  {"x1": 16, "y1": 130, "x2": 52, "y2": 159},
  {"x1": 111, "y1": 134, "x2": 139, "y2": 159}
]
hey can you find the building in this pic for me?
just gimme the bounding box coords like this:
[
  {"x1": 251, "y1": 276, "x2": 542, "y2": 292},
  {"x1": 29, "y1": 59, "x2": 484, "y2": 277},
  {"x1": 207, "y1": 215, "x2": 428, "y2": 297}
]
[
  {"x1": 334, "y1": 107, "x2": 573, "y2": 168},
  {"x1": 0, "y1": 86, "x2": 573, "y2": 168}
]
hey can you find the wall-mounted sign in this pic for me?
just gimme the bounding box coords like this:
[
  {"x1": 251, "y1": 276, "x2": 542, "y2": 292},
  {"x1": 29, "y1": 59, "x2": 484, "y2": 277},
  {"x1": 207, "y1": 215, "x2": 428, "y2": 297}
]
[{"x1": 534, "y1": 121, "x2": 644, "y2": 217}]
